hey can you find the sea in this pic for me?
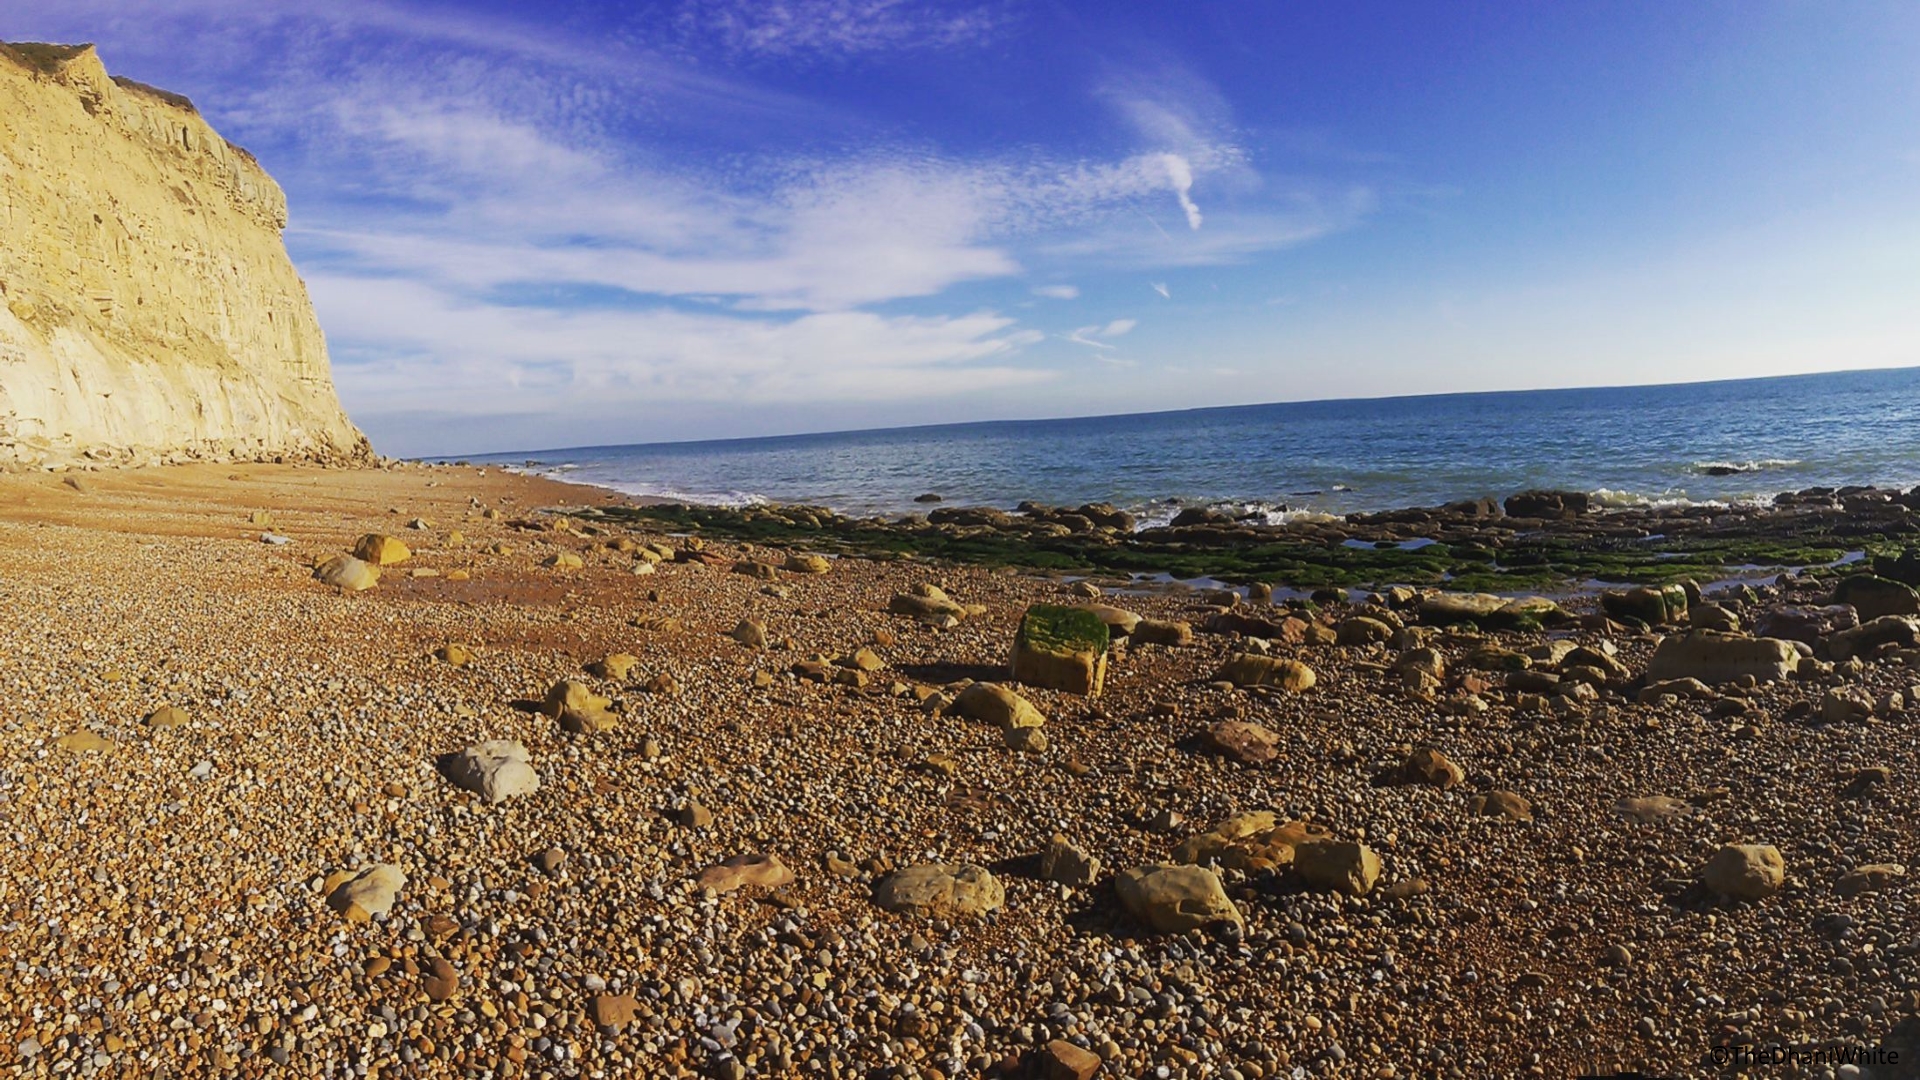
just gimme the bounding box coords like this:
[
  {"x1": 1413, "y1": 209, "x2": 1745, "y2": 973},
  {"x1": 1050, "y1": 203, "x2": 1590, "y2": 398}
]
[{"x1": 470, "y1": 367, "x2": 1920, "y2": 528}]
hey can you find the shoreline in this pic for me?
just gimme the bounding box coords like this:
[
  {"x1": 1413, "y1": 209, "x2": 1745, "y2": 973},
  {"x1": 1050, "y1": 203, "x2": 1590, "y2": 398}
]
[{"x1": 558, "y1": 480, "x2": 1920, "y2": 596}]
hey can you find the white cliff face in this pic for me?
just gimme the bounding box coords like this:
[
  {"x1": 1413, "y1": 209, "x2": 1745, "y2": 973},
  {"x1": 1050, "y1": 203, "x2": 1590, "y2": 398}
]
[{"x1": 0, "y1": 42, "x2": 370, "y2": 468}]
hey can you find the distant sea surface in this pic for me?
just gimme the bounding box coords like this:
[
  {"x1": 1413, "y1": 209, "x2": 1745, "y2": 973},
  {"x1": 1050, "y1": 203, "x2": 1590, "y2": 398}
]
[{"x1": 471, "y1": 367, "x2": 1920, "y2": 528}]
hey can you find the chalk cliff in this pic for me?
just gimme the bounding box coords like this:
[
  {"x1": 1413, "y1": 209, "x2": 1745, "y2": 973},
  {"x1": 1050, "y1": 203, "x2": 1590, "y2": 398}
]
[{"x1": 0, "y1": 42, "x2": 369, "y2": 468}]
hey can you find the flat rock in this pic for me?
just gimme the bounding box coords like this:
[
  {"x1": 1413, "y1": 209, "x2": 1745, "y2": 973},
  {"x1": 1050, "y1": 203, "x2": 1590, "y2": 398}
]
[
  {"x1": 954, "y1": 682, "x2": 1046, "y2": 729},
  {"x1": 1038, "y1": 835, "x2": 1101, "y2": 888},
  {"x1": 1213, "y1": 654, "x2": 1316, "y2": 692},
  {"x1": 698, "y1": 853, "x2": 795, "y2": 893},
  {"x1": 1201, "y1": 719, "x2": 1281, "y2": 764},
  {"x1": 1645, "y1": 631, "x2": 1798, "y2": 684},
  {"x1": 874, "y1": 863, "x2": 1004, "y2": 918}
]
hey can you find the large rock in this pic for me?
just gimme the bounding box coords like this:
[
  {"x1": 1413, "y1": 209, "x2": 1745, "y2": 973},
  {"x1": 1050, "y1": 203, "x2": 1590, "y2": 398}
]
[
  {"x1": 1828, "y1": 615, "x2": 1920, "y2": 661},
  {"x1": 1213, "y1": 654, "x2": 1316, "y2": 692},
  {"x1": 1701, "y1": 843, "x2": 1785, "y2": 900},
  {"x1": 0, "y1": 43, "x2": 369, "y2": 468},
  {"x1": 541, "y1": 679, "x2": 618, "y2": 733},
  {"x1": 1832, "y1": 574, "x2": 1920, "y2": 621},
  {"x1": 1037, "y1": 835, "x2": 1101, "y2": 888},
  {"x1": 1011, "y1": 605, "x2": 1110, "y2": 696},
  {"x1": 873, "y1": 864, "x2": 1004, "y2": 918},
  {"x1": 1418, "y1": 592, "x2": 1565, "y2": 629},
  {"x1": 445, "y1": 740, "x2": 539, "y2": 803},
  {"x1": 953, "y1": 682, "x2": 1046, "y2": 729},
  {"x1": 888, "y1": 592, "x2": 967, "y2": 620},
  {"x1": 1503, "y1": 490, "x2": 1590, "y2": 518},
  {"x1": 782, "y1": 553, "x2": 831, "y2": 575},
  {"x1": 1644, "y1": 631, "x2": 1799, "y2": 685},
  {"x1": 325, "y1": 864, "x2": 405, "y2": 921},
  {"x1": 1201, "y1": 720, "x2": 1281, "y2": 764},
  {"x1": 1115, "y1": 864, "x2": 1243, "y2": 934},
  {"x1": 1600, "y1": 584, "x2": 1688, "y2": 626},
  {"x1": 1173, "y1": 813, "x2": 1328, "y2": 872},
  {"x1": 314, "y1": 555, "x2": 380, "y2": 592},
  {"x1": 352, "y1": 534, "x2": 411, "y2": 566},
  {"x1": 1293, "y1": 840, "x2": 1382, "y2": 896}
]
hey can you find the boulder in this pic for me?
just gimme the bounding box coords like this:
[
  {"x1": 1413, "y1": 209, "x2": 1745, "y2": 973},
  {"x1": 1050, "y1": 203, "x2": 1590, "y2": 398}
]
[
  {"x1": 1754, "y1": 604, "x2": 1857, "y2": 646},
  {"x1": 542, "y1": 679, "x2": 618, "y2": 733},
  {"x1": 1336, "y1": 616, "x2": 1395, "y2": 646},
  {"x1": 352, "y1": 533, "x2": 411, "y2": 566},
  {"x1": 1820, "y1": 686, "x2": 1875, "y2": 724},
  {"x1": 314, "y1": 554, "x2": 380, "y2": 591},
  {"x1": 954, "y1": 682, "x2": 1046, "y2": 729},
  {"x1": 1011, "y1": 605, "x2": 1110, "y2": 696},
  {"x1": 1832, "y1": 574, "x2": 1920, "y2": 621},
  {"x1": 731, "y1": 560, "x2": 779, "y2": 580},
  {"x1": 1644, "y1": 631, "x2": 1798, "y2": 685},
  {"x1": 1115, "y1": 864, "x2": 1243, "y2": 934},
  {"x1": 729, "y1": 619, "x2": 768, "y2": 649},
  {"x1": 873, "y1": 863, "x2": 1004, "y2": 918},
  {"x1": 1398, "y1": 746, "x2": 1464, "y2": 789},
  {"x1": 1293, "y1": 840, "x2": 1382, "y2": 896},
  {"x1": 1701, "y1": 843, "x2": 1785, "y2": 901},
  {"x1": 783, "y1": 553, "x2": 831, "y2": 574},
  {"x1": 1213, "y1": 654, "x2": 1316, "y2": 692},
  {"x1": 326, "y1": 864, "x2": 405, "y2": 921},
  {"x1": 446, "y1": 740, "x2": 539, "y2": 803},
  {"x1": 543, "y1": 551, "x2": 584, "y2": 570},
  {"x1": 1600, "y1": 584, "x2": 1688, "y2": 626},
  {"x1": 1037, "y1": 835, "x2": 1101, "y2": 888},
  {"x1": 1173, "y1": 813, "x2": 1327, "y2": 872},
  {"x1": 1828, "y1": 615, "x2": 1920, "y2": 661},
  {"x1": 697, "y1": 853, "x2": 795, "y2": 893},
  {"x1": 1503, "y1": 489, "x2": 1590, "y2": 519},
  {"x1": 1132, "y1": 619, "x2": 1194, "y2": 646}
]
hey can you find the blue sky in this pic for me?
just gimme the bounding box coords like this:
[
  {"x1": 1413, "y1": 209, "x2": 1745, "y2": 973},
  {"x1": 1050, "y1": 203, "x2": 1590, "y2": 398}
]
[{"x1": 10, "y1": 1, "x2": 1920, "y2": 456}]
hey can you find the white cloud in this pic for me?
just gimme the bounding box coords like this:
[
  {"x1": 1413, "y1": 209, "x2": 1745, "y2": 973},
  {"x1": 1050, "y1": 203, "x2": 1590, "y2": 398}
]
[
  {"x1": 683, "y1": 0, "x2": 1005, "y2": 59},
  {"x1": 1032, "y1": 284, "x2": 1080, "y2": 299},
  {"x1": 1152, "y1": 282, "x2": 1172, "y2": 299},
  {"x1": 1065, "y1": 318, "x2": 1138, "y2": 350},
  {"x1": 1160, "y1": 153, "x2": 1203, "y2": 229}
]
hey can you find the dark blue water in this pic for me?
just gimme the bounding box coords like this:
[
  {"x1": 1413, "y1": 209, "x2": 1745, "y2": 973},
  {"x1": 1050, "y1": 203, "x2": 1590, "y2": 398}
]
[{"x1": 471, "y1": 367, "x2": 1920, "y2": 525}]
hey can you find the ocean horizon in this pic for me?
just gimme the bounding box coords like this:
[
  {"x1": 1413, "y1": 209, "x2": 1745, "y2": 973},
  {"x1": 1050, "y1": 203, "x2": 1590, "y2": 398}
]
[{"x1": 468, "y1": 365, "x2": 1920, "y2": 524}]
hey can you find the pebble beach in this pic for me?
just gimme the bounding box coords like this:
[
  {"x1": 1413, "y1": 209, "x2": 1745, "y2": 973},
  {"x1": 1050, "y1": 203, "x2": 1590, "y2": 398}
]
[{"x1": 3, "y1": 462, "x2": 1917, "y2": 1080}]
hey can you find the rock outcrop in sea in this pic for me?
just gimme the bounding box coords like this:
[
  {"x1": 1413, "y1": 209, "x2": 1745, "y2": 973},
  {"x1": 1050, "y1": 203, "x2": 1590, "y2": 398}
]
[{"x1": 0, "y1": 42, "x2": 369, "y2": 469}]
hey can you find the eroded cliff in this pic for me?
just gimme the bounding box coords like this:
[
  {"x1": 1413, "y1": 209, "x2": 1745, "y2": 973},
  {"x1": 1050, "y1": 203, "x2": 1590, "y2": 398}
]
[{"x1": 0, "y1": 42, "x2": 369, "y2": 468}]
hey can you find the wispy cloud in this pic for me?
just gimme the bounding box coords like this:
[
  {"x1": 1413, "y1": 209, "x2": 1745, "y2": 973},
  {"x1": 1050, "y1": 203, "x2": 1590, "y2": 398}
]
[
  {"x1": 1152, "y1": 282, "x2": 1172, "y2": 299},
  {"x1": 682, "y1": 0, "x2": 1006, "y2": 60},
  {"x1": 1032, "y1": 284, "x2": 1080, "y2": 299},
  {"x1": 1065, "y1": 318, "x2": 1137, "y2": 350}
]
